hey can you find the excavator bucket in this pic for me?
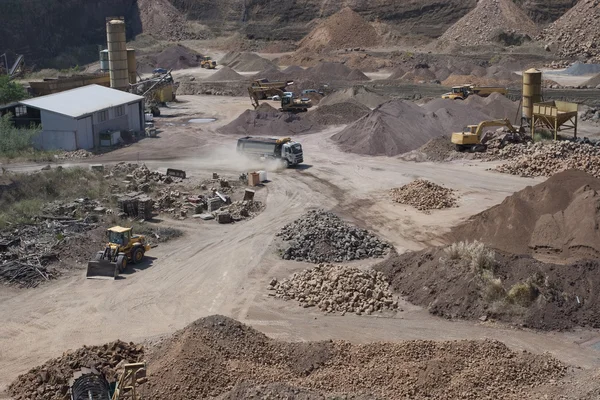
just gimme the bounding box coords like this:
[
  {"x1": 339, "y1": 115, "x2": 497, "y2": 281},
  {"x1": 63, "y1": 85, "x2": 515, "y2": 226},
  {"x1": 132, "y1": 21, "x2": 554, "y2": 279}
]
[{"x1": 86, "y1": 259, "x2": 118, "y2": 280}]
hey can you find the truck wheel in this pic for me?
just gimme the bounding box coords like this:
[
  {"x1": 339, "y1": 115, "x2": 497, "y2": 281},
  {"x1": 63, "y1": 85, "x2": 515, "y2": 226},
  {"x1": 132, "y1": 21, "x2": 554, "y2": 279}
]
[
  {"x1": 117, "y1": 255, "x2": 127, "y2": 273},
  {"x1": 132, "y1": 248, "x2": 145, "y2": 264}
]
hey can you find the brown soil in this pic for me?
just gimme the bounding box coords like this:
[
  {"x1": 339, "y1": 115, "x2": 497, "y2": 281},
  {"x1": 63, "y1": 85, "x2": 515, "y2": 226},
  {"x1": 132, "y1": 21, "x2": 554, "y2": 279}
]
[
  {"x1": 205, "y1": 66, "x2": 246, "y2": 82},
  {"x1": 137, "y1": 44, "x2": 202, "y2": 72},
  {"x1": 450, "y1": 170, "x2": 600, "y2": 261},
  {"x1": 145, "y1": 315, "x2": 566, "y2": 399},
  {"x1": 136, "y1": 0, "x2": 204, "y2": 41},
  {"x1": 218, "y1": 107, "x2": 321, "y2": 136},
  {"x1": 376, "y1": 248, "x2": 600, "y2": 331},
  {"x1": 319, "y1": 86, "x2": 390, "y2": 109},
  {"x1": 307, "y1": 102, "x2": 370, "y2": 126},
  {"x1": 219, "y1": 52, "x2": 276, "y2": 72}
]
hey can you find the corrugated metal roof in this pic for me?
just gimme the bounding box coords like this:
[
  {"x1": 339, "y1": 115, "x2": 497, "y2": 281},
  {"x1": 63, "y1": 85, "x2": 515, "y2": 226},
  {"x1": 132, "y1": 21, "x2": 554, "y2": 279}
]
[{"x1": 20, "y1": 84, "x2": 143, "y2": 118}]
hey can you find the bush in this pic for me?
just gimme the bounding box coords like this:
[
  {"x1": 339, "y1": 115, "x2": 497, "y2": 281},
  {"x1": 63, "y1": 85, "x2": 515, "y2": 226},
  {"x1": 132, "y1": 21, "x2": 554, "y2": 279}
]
[
  {"x1": 444, "y1": 240, "x2": 496, "y2": 271},
  {"x1": 507, "y1": 282, "x2": 539, "y2": 307},
  {"x1": 0, "y1": 75, "x2": 28, "y2": 105},
  {"x1": 0, "y1": 114, "x2": 40, "y2": 158}
]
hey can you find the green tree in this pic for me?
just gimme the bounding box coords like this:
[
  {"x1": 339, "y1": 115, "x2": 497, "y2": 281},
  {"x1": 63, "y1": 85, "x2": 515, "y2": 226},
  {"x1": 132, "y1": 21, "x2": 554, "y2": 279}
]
[{"x1": 0, "y1": 76, "x2": 28, "y2": 105}]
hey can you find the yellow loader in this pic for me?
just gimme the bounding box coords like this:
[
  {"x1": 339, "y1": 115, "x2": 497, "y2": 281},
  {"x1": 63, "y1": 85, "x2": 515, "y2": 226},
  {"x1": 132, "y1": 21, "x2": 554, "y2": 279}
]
[
  {"x1": 86, "y1": 226, "x2": 151, "y2": 280},
  {"x1": 201, "y1": 56, "x2": 217, "y2": 69}
]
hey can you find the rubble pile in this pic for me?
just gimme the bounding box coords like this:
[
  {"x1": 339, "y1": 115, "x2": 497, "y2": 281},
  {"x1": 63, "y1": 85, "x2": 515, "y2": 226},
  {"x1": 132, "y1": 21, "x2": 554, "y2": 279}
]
[
  {"x1": 494, "y1": 141, "x2": 600, "y2": 178},
  {"x1": 8, "y1": 340, "x2": 144, "y2": 400},
  {"x1": 269, "y1": 264, "x2": 398, "y2": 315},
  {"x1": 42, "y1": 198, "x2": 107, "y2": 219},
  {"x1": 390, "y1": 179, "x2": 457, "y2": 211},
  {"x1": 277, "y1": 210, "x2": 389, "y2": 263},
  {"x1": 53, "y1": 150, "x2": 93, "y2": 160},
  {"x1": 581, "y1": 107, "x2": 600, "y2": 123},
  {"x1": 218, "y1": 200, "x2": 264, "y2": 221},
  {"x1": 110, "y1": 163, "x2": 182, "y2": 192}
]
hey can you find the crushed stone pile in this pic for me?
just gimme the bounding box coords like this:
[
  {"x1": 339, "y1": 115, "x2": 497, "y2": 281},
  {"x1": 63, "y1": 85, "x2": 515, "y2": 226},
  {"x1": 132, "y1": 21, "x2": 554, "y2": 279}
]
[
  {"x1": 253, "y1": 66, "x2": 290, "y2": 82},
  {"x1": 494, "y1": 141, "x2": 600, "y2": 179},
  {"x1": 145, "y1": 315, "x2": 566, "y2": 400},
  {"x1": 584, "y1": 72, "x2": 600, "y2": 88},
  {"x1": 464, "y1": 91, "x2": 521, "y2": 120},
  {"x1": 218, "y1": 106, "x2": 321, "y2": 136},
  {"x1": 268, "y1": 264, "x2": 398, "y2": 315},
  {"x1": 346, "y1": 68, "x2": 370, "y2": 81},
  {"x1": 581, "y1": 106, "x2": 600, "y2": 123},
  {"x1": 219, "y1": 51, "x2": 276, "y2": 72},
  {"x1": 205, "y1": 66, "x2": 246, "y2": 81},
  {"x1": 307, "y1": 102, "x2": 370, "y2": 125},
  {"x1": 277, "y1": 210, "x2": 389, "y2": 263},
  {"x1": 451, "y1": 170, "x2": 600, "y2": 260},
  {"x1": 145, "y1": 44, "x2": 202, "y2": 71},
  {"x1": 561, "y1": 61, "x2": 600, "y2": 76},
  {"x1": 390, "y1": 179, "x2": 458, "y2": 211},
  {"x1": 538, "y1": 0, "x2": 600, "y2": 63},
  {"x1": 296, "y1": 7, "x2": 381, "y2": 53},
  {"x1": 438, "y1": 0, "x2": 538, "y2": 47},
  {"x1": 8, "y1": 340, "x2": 144, "y2": 400},
  {"x1": 304, "y1": 62, "x2": 353, "y2": 80},
  {"x1": 136, "y1": 0, "x2": 202, "y2": 41},
  {"x1": 218, "y1": 200, "x2": 264, "y2": 221},
  {"x1": 376, "y1": 246, "x2": 600, "y2": 330},
  {"x1": 53, "y1": 149, "x2": 93, "y2": 160},
  {"x1": 319, "y1": 86, "x2": 390, "y2": 109}
]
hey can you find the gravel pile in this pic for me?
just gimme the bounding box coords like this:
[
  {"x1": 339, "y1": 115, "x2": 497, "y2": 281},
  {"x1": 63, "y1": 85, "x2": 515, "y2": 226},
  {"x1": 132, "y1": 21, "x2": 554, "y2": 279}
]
[
  {"x1": 8, "y1": 340, "x2": 144, "y2": 400},
  {"x1": 277, "y1": 210, "x2": 389, "y2": 263},
  {"x1": 219, "y1": 200, "x2": 264, "y2": 221},
  {"x1": 54, "y1": 149, "x2": 93, "y2": 160},
  {"x1": 205, "y1": 66, "x2": 246, "y2": 82},
  {"x1": 494, "y1": 141, "x2": 600, "y2": 178},
  {"x1": 219, "y1": 51, "x2": 276, "y2": 72},
  {"x1": 308, "y1": 102, "x2": 371, "y2": 125},
  {"x1": 269, "y1": 264, "x2": 398, "y2": 315},
  {"x1": 390, "y1": 179, "x2": 457, "y2": 211}
]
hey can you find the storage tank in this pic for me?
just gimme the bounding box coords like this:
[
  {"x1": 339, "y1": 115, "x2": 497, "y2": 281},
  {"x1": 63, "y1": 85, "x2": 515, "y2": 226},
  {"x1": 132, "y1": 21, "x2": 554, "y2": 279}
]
[
  {"x1": 522, "y1": 68, "x2": 542, "y2": 120},
  {"x1": 127, "y1": 49, "x2": 137, "y2": 84},
  {"x1": 99, "y1": 50, "x2": 109, "y2": 72},
  {"x1": 106, "y1": 17, "x2": 128, "y2": 90}
]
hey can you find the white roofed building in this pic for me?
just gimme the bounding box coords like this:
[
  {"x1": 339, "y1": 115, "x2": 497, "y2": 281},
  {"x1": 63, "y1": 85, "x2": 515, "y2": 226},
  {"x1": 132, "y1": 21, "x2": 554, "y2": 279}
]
[{"x1": 19, "y1": 84, "x2": 144, "y2": 151}]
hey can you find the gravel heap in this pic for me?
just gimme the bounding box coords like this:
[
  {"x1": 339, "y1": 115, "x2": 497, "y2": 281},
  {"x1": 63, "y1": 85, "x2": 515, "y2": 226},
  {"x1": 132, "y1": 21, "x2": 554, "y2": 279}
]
[
  {"x1": 54, "y1": 149, "x2": 93, "y2": 160},
  {"x1": 219, "y1": 200, "x2": 264, "y2": 221},
  {"x1": 391, "y1": 179, "x2": 457, "y2": 211},
  {"x1": 277, "y1": 210, "x2": 389, "y2": 263},
  {"x1": 307, "y1": 102, "x2": 371, "y2": 125},
  {"x1": 494, "y1": 141, "x2": 600, "y2": 178},
  {"x1": 538, "y1": 0, "x2": 600, "y2": 63},
  {"x1": 269, "y1": 264, "x2": 398, "y2": 315},
  {"x1": 8, "y1": 340, "x2": 144, "y2": 400}
]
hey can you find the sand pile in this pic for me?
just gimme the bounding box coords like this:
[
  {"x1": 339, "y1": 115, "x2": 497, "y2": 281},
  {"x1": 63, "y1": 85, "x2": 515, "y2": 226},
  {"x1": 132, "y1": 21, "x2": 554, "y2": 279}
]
[
  {"x1": 398, "y1": 68, "x2": 437, "y2": 83},
  {"x1": 421, "y1": 98, "x2": 492, "y2": 131},
  {"x1": 539, "y1": 0, "x2": 600, "y2": 63},
  {"x1": 347, "y1": 68, "x2": 370, "y2": 81},
  {"x1": 308, "y1": 102, "x2": 370, "y2": 126},
  {"x1": 377, "y1": 245, "x2": 600, "y2": 330},
  {"x1": 219, "y1": 106, "x2": 320, "y2": 136},
  {"x1": 205, "y1": 66, "x2": 246, "y2": 81},
  {"x1": 219, "y1": 51, "x2": 276, "y2": 72},
  {"x1": 390, "y1": 180, "x2": 457, "y2": 211},
  {"x1": 451, "y1": 170, "x2": 600, "y2": 261},
  {"x1": 145, "y1": 315, "x2": 565, "y2": 399},
  {"x1": 584, "y1": 73, "x2": 600, "y2": 88},
  {"x1": 138, "y1": 44, "x2": 202, "y2": 72},
  {"x1": 438, "y1": 0, "x2": 538, "y2": 47},
  {"x1": 464, "y1": 92, "x2": 520, "y2": 120},
  {"x1": 296, "y1": 7, "x2": 381, "y2": 53},
  {"x1": 320, "y1": 86, "x2": 390, "y2": 109}
]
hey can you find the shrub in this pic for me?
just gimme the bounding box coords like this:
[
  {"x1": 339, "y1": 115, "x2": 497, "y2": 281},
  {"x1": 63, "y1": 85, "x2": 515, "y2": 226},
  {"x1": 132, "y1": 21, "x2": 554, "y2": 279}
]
[
  {"x1": 507, "y1": 282, "x2": 539, "y2": 307},
  {"x1": 0, "y1": 114, "x2": 40, "y2": 158},
  {"x1": 444, "y1": 240, "x2": 495, "y2": 271}
]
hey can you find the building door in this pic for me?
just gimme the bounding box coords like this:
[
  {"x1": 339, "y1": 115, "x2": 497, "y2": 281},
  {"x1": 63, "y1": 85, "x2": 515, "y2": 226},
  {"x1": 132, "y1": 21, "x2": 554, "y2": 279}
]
[
  {"x1": 128, "y1": 102, "x2": 141, "y2": 131},
  {"x1": 76, "y1": 117, "x2": 93, "y2": 149}
]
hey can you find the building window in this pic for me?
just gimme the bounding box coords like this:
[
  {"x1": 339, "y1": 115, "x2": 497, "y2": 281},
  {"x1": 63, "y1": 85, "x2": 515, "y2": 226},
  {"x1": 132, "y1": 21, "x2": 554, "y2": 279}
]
[
  {"x1": 114, "y1": 105, "x2": 125, "y2": 117},
  {"x1": 15, "y1": 106, "x2": 27, "y2": 117},
  {"x1": 97, "y1": 110, "x2": 108, "y2": 122}
]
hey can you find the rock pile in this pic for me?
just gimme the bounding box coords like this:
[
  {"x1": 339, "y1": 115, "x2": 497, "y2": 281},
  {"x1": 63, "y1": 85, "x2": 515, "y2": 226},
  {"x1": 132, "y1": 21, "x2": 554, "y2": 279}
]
[
  {"x1": 53, "y1": 150, "x2": 93, "y2": 160},
  {"x1": 269, "y1": 264, "x2": 398, "y2": 315},
  {"x1": 8, "y1": 340, "x2": 144, "y2": 400},
  {"x1": 494, "y1": 141, "x2": 600, "y2": 178},
  {"x1": 277, "y1": 210, "x2": 389, "y2": 263},
  {"x1": 390, "y1": 179, "x2": 458, "y2": 211},
  {"x1": 581, "y1": 107, "x2": 600, "y2": 123},
  {"x1": 218, "y1": 200, "x2": 264, "y2": 221}
]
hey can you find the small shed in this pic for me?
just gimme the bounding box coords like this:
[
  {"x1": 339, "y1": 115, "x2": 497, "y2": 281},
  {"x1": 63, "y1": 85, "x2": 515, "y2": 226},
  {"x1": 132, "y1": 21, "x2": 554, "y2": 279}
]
[{"x1": 19, "y1": 84, "x2": 144, "y2": 151}]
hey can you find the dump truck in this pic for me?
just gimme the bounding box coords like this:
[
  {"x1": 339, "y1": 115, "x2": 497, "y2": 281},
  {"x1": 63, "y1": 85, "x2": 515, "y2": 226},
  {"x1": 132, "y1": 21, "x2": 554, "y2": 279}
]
[
  {"x1": 201, "y1": 56, "x2": 217, "y2": 69},
  {"x1": 236, "y1": 136, "x2": 303, "y2": 167},
  {"x1": 442, "y1": 85, "x2": 508, "y2": 100},
  {"x1": 250, "y1": 78, "x2": 293, "y2": 100},
  {"x1": 451, "y1": 118, "x2": 526, "y2": 152},
  {"x1": 86, "y1": 226, "x2": 151, "y2": 280},
  {"x1": 248, "y1": 86, "x2": 312, "y2": 113}
]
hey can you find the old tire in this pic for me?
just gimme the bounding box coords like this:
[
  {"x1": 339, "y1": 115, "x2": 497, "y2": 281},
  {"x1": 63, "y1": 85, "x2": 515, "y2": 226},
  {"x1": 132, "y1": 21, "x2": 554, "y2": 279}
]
[
  {"x1": 132, "y1": 247, "x2": 144, "y2": 265},
  {"x1": 117, "y1": 254, "x2": 127, "y2": 273}
]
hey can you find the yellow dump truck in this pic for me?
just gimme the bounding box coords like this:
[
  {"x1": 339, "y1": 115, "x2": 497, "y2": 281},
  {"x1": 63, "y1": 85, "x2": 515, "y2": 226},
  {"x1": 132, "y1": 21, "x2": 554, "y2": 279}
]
[
  {"x1": 442, "y1": 85, "x2": 508, "y2": 100},
  {"x1": 250, "y1": 79, "x2": 294, "y2": 99}
]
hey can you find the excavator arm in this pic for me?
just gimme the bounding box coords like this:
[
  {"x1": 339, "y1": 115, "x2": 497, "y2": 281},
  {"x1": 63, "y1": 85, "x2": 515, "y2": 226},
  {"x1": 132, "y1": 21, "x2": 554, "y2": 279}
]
[{"x1": 474, "y1": 119, "x2": 516, "y2": 138}]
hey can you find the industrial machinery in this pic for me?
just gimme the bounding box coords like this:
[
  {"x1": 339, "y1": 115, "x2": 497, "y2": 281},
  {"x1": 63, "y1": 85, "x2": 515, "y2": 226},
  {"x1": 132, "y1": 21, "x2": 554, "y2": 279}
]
[
  {"x1": 201, "y1": 56, "x2": 217, "y2": 69},
  {"x1": 250, "y1": 79, "x2": 294, "y2": 99},
  {"x1": 69, "y1": 363, "x2": 147, "y2": 400},
  {"x1": 236, "y1": 136, "x2": 304, "y2": 167},
  {"x1": 111, "y1": 362, "x2": 147, "y2": 400},
  {"x1": 86, "y1": 226, "x2": 151, "y2": 280},
  {"x1": 442, "y1": 85, "x2": 508, "y2": 100},
  {"x1": 451, "y1": 118, "x2": 526, "y2": 152},
  {"x1": 248, "y1": 86, "x2": 312, "y2": 113}
]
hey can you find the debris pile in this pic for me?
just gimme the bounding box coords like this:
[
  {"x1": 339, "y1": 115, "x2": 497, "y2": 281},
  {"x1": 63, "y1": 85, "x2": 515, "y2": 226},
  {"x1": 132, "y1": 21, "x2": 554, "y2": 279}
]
[
  {"x1": 8, "y1": 340, "x2": 144, "y2": 400},
  {"x1": 218, "y1": 200, "x2": 264, "y2": 221},
  {"x1": 109, "y1": 163, "x2": 183, "y2": 192},
  {"x1": 269, "y1": 264, "x2": 398, "y2": 315},
  {"x1": 494, "y1": 141, "x2": 600, "y2": 178},
  {"x1": 390, "y1": 179, "x2": 458, "y2": 211},
  {"x1": 53, "y1": 149, "x2": 93, "y2": 160},
  {"x1": 277, "y1": 210, "x2": 389, "y2": 263}
]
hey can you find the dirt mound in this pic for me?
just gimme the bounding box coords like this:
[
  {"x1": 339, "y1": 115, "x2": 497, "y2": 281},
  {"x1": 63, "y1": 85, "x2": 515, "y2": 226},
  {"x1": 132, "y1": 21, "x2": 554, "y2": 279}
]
[
  {"x1": 421, "y1": 98, "x2": 494, "y2": 130},
  {"x1": 253, "y1": 66, "x2": 289, "y2": 82},
  {"x1": 219, "y1": 107, "x2": 320, "y2": 136},
  {"x1": 320, "y1": 86, "x2": 390, "y2": 109},
  {"x1": 450, "y1": 170, "x2": 600, "y2": 260},
  {"x1": 136, "y1": 0, "x2": 203, "y2": 41},
  {"x1": 282, "y1": 65, "x2": 306, "y2": 75},
  {"x1": 398, "y1": 68, "x2": 437, "y2": 83},
  {"x1": 277, "y1": 209, "x2": 389, "y2": 263},
  {"x1": 296, "y1": 7, "x2": 381, "y2": 53},
  {"x1": 464, "y1": 92, "x2": 521, "y2": 120},
  {"x1": 438, "y1": 0, "x2": 538, "y2": 47},
  {"x1": 205, "y1": 66, "x2": 246, "y2": 81},
  {"x1": 145, "y1": 315, "x2": 565, "y2": 399},
  {"x1": 390, "y1": 179, "x2": 458, "y2": 211},
  {"x1": 346, "y1": 69, "x2": 370, "y2": 81},
  {"x1": 307, "y1": 102, "x2": 370, "y2": 125},
  {"x1": 376, "y1": 245, "x2": 600, "y2": 330},
  {"x1": 306, "y1": 62, "x2": 353, "y2": 79},
  {"x1": 8, "y1": 341, "x2": 144, "y2": 400},
  {"x1": 539, "y1": 1, "x2": 600, "y2": 63},
  {"x1": 584, "y1": 73, "x2": 600, "y2": 87},
  {"x1": 219, "y1": 51, "x2": 276, "y2": 72},
  {"x1": 140, "y1": 44, "x2": 202, "y2": 71},
  {"x1": 387, "y1": 66, "x2": 406, "y2": 80}
]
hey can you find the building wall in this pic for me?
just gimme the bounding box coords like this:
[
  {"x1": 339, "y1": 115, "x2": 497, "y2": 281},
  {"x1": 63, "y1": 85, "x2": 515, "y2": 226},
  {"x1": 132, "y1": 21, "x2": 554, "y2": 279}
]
[{"x1": 35, "y1": 110, "x2": 78, "y2": 151}]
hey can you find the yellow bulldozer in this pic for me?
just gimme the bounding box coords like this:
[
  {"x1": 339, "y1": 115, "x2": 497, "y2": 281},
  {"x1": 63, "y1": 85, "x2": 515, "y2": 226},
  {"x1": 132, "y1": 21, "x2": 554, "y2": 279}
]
[
  {"x1": 451, "y1": 118, "x2": 527, "y2": 152},
  {"x1": 201, "y1": 56, "x2": 217, "y2": 69},
  {"x1": 86, "y1": 226, "x2": 151, "y2": 280}
]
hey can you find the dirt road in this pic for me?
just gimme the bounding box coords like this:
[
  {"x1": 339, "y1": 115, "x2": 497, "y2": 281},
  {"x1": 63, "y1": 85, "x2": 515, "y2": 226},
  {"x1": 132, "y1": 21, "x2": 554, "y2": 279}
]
[{"x1": 1, "y1": 95, "x2": 599, "y2": 392}]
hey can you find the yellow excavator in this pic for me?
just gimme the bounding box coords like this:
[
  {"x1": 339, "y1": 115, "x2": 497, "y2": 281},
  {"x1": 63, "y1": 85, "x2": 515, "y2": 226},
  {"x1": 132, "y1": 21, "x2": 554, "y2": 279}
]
[
  {"x1": 452, "y1": 118, "x2": 526, "y2": 152},
  {"x1": 86, "y1": 226, "x2": 151, "y2": 280},
  {"x1": 248, "y1": 86, "x2": 312, "y2": 113}
]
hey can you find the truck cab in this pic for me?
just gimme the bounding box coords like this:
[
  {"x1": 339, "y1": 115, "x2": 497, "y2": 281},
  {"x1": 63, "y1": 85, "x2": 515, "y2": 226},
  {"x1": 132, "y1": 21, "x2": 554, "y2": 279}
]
[
  {"x1": 236, "y1": 136, "x2": 303, "y2": 167},
  {"x1": 442, "y1": 86, "x2": 470, "y2": 100}
]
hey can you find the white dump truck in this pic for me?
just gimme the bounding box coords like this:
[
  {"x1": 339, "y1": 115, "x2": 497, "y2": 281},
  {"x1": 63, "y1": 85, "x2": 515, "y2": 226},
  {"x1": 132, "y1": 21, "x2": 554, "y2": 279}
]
[{"x1": 236, "y1": 136, "x2": 303, "y2": 167}]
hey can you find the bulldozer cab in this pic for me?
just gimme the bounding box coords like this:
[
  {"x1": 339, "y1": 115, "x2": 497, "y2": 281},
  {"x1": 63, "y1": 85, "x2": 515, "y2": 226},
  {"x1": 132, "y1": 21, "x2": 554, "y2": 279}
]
[{"x1": 108, "y1": 227, "x2": 131, "y2": 247}]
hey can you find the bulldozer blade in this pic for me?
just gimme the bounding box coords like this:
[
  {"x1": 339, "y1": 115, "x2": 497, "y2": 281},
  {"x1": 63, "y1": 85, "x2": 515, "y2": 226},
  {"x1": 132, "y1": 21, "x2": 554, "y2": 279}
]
[{"x1": 86, "y1": 260, "x2": 118, "y2": 280}]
